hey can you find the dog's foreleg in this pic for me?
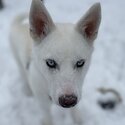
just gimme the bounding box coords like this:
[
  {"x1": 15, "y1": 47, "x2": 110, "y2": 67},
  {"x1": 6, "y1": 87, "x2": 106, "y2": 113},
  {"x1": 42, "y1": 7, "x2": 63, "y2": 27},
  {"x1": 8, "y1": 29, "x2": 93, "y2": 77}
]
[
  {"x1": 29, "y1": 65, "x2": 53, "y2": 125},
  {"x1": 40, "y1": 101, "x2": 53, "y2": 125},
  {"x1": 70, "y1": 107, "x2": 83, "y2": 125},
  {"x1": 30, "y1": 87, "x2": 53, "y2": 125}
]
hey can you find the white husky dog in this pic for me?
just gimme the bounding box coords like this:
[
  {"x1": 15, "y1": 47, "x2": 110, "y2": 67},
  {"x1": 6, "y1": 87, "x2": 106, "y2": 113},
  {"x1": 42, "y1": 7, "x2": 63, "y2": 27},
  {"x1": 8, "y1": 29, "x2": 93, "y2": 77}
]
[{"x1": 10, "y1": 0, "x2": 101, "y2": 124}]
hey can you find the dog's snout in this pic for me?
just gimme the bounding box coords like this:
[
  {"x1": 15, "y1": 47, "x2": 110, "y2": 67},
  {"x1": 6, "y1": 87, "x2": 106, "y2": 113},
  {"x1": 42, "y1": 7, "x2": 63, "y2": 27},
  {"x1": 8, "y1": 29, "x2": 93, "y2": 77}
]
[{"x1": 59, "y1": 94, "x2": 77, "y2": 108}]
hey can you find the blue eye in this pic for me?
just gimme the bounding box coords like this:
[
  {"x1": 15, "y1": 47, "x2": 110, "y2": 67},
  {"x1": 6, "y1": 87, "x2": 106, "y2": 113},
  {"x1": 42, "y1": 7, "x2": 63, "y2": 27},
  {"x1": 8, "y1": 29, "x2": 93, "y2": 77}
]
[
  {"x1": 46, "y1": 59, "x2": 57, "y2": 69},
  {"x1": 75, "y1": 59, "x2": 85, "y2": 68}
]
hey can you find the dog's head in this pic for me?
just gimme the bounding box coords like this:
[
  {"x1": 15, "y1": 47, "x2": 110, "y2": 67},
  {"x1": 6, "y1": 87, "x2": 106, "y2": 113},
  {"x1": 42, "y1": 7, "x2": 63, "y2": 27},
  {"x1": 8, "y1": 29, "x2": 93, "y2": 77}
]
[{"x1": 29, "y1": 0, "x2": 101, "y2": 108}]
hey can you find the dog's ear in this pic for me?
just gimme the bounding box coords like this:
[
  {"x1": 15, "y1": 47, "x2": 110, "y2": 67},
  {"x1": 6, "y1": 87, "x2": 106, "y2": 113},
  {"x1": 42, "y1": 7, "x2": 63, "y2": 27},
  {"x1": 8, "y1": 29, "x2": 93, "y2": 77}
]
[
  {"x1": 76, "y1": 3, "x2": 101, "y2": 43},
  {"x1": 29, "y1": 0, "x2": 55, "y2": 41}
]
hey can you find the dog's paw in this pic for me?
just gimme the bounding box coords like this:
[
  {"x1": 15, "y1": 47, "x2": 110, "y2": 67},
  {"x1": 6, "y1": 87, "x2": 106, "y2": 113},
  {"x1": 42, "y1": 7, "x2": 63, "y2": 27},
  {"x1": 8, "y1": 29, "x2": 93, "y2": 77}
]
[
  {"x1": 42, "y1": 119, "x2": 53, "y2": 125},
  {"x1": 70, "y1": 108, "x2": 83, "y2": 125},
  {"x1": 73, "y1": 116, "x2": 83, "y2": 125}
]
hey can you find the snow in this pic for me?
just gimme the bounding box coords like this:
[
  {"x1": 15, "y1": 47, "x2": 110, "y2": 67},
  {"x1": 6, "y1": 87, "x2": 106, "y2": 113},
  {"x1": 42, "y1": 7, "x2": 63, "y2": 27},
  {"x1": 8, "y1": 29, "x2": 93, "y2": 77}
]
[{"x1": 0, "y1": 0, "x2": 125, "y2": 125}]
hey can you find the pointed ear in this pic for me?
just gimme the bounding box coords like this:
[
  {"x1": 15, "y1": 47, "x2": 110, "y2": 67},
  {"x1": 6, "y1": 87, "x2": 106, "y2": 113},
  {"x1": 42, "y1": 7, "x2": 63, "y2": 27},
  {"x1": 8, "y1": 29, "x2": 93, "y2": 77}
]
[
  {"x1": 29, "y1": 0, "x2": 55, "y2": 41},
  {"x1": 76, "y1": 3, "x2": 101, "y2": 43}
]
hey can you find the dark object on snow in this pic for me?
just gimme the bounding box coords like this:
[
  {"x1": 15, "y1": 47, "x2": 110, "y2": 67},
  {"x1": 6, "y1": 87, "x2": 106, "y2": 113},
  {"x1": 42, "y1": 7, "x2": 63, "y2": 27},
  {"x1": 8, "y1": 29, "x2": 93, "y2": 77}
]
[
  {"x1": 97, "y1": 88, "x2": 122, "y2": 111},
  {"x1": 98, "y1": 100, "x2": 116, "y2": 110},
  {"x1": 0, "y1": 0, "x2": 4, "y2": 9}
]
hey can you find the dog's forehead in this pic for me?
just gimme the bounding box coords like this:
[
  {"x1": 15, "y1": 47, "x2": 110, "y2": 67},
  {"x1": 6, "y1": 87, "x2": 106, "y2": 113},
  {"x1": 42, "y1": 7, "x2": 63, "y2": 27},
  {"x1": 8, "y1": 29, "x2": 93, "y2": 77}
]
[{"x1": 38, "y1": 23, "x2": 93, "y2": 59}]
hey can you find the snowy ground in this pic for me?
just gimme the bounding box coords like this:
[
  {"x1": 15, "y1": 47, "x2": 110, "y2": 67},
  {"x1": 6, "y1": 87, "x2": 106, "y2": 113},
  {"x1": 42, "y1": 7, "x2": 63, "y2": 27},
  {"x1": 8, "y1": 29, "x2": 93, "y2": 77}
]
[{"x1": 0, "y1": 0, "x2": 125, "y2": 125}]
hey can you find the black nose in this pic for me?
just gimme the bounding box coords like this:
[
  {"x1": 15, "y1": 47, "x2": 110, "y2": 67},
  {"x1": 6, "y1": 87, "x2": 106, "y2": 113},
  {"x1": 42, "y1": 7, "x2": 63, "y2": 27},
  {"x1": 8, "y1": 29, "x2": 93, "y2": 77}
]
[{"x1": 59, "y1": 95, "x2": 77, "y2": 108}]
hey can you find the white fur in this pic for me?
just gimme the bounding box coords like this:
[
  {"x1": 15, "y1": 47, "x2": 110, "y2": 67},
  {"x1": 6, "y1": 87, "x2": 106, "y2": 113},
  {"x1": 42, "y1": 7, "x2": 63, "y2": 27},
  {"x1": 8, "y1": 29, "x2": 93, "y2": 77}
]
[{"x1": 10, "y1": 0, "x2": 101, "y2": 125}]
